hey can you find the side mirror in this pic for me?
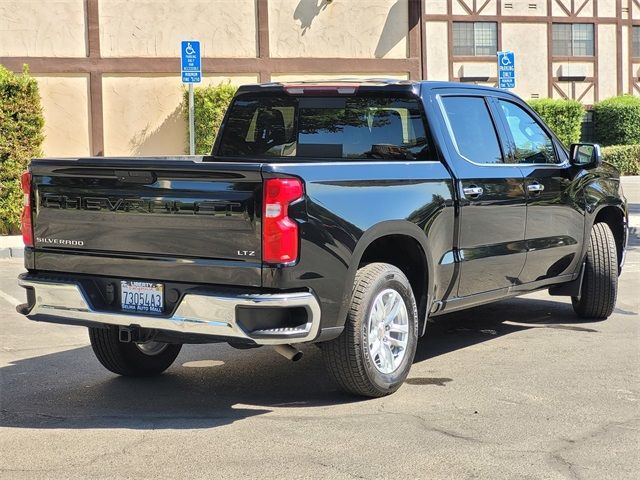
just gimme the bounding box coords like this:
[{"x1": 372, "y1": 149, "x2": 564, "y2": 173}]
[{"x1": 570, "y1": 143, "x2": 602, "y2": 169}]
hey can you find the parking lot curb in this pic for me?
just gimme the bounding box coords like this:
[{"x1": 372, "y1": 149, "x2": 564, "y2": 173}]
[
  {"x1": 0, "y1": 247, "x2": 24, "y2": 259},
  {"x1": 0, "y1": 235, "x2": 23, "y2": 259}
]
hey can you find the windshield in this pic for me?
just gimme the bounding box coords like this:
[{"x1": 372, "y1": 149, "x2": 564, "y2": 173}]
[{"x1": 216, "y1": 93, "x2": 432, "y2": 160}]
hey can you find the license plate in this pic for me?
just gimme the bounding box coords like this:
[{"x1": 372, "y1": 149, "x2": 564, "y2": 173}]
[{"x1": 121, "y1": 281, "x2": 164, "y2": 314}]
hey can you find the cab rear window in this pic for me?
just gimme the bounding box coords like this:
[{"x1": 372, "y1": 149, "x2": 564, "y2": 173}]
[{"x1": 216, "y1": 93, "x2": 431, "y2": 160}]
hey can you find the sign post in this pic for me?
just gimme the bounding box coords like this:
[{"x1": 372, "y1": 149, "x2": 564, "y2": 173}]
[
  {"x1": 181, "y1": 41, "x2": 201, "y2": 155},
  {"x1": 497, "y1": 51, "x2": 515, "y2": 89}
]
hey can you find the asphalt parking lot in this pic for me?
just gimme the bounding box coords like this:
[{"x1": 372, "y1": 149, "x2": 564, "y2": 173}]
[{"x1": 1, "y1": 181, "x2": 638, "y2": 479}]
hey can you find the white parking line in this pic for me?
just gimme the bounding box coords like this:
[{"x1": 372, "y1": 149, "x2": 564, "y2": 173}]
[{"x1": 0, "y1": 289, "x2": 21, "y2": 307}]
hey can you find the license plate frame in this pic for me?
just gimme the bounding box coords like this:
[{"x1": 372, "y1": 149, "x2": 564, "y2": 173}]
[{"x1": 120, "y1": 281, "x2": 164, "y2": 314}]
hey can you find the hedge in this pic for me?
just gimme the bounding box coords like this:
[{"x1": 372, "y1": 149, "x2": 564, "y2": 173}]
[
  {"x1": 183, "y1": 82, "x2": 237, "y2": 155},
  {"x1": 0, "y1": 65, "x2": 44, "y2": 235},
  {"x1": 593, "y1": 95, "x2": 640, "y2": 146},
  {"x1": 601, "y1": 144, "x2": 640, "y2": 176},
  {"x1": 528, "y1": 98, "x2": 585, "y2": 146}
]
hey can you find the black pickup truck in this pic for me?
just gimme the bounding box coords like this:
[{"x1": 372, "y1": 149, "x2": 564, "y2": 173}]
[{"x1": 17, "y1": 80, "x2": 628, "y2": 397}]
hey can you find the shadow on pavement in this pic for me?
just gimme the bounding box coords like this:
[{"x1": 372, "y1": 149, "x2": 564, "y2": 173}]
[{"x1": 0, "y1": 296, "x2": 623, "y2": 431}]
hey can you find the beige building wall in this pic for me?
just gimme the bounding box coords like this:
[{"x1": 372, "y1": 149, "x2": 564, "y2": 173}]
[
  {"x1": 102, "y1": 75, "x2": 258, "y2": 156},
  {"x1": 99, "y1": 0, "x2": 257, "y2": 57},
  {"x1": 502, "y1": 1, "x2": 547, "y2": 16},
  {"x1": 598, "y1": 24, "x2": 618, "y2": 100},
  {"x1": 269, "y1": 0, "x2": 408, "y2": 58},
  {"x1": 1, "y1": 0, "x2": 637, "y2": 158},
  {"x1": 0, "y1": 0, "x2": 86, "y2": 56},
  {"x1": 501, "y1": 23, "x2": 548, "y2": 99},
  {"x1": 424, "y1": 22, "x2": 448, "y2": 80},
  {"x1": 270, "y1": 73, "x2": 409, "y2": 82},
  {"x1": 34, "y1": 75, "x2": 91, "y2": 157},
  {"x1": 424, "y1": 0, "x2": 447, "y2": 15},
  {"x1": 598, "y1": 0, "x2": 616, "y2": 17}
]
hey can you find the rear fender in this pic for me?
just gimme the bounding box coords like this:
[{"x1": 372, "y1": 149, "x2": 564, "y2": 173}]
[{"x1": 336, "y1": 221, "x2": 434, "y2": 334}]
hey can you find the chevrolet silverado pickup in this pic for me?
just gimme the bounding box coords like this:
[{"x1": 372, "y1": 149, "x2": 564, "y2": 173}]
[{"x1": 17, "y1": 80, "x2": 628, "y2": 397}]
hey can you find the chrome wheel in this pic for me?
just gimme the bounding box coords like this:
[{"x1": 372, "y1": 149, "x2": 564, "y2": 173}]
[
  {"x1": 136, "y1": 341, "x2": 169, "y2": 356},
  {"x1": 367, "y1": 288, "x2": 409, "y2": 374}
]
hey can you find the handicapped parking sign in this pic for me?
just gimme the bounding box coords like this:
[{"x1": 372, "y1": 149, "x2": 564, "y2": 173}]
[
  {"x1": 181, "y1": 41, "x2": 201, "y2": 83},
  {"x1": 497, "y1": 51, "x2": 515, "y2": 89}
]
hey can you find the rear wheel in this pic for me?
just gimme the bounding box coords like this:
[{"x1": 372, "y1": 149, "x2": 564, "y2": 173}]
[
  {"x1": 572, "y1": 222, "x2": 618, "y2": 319},
  {"x1": 89, "y1": 326, "x2": 182, "y2": 376},
  {"x1": 322, "y1": 263, "x2": 419, "y2": 397}
]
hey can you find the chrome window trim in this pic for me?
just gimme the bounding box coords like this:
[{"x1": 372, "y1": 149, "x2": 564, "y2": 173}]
[{"x1": 436, "y1": 94, "x2": 570, "y2": 169}]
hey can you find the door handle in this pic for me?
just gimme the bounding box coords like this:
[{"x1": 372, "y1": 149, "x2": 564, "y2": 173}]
[
  {"x1": 527, "y1": 182, "x2": 545, "y2": 193},
  {"x1": 463, "y1": 185, "x2": 484, "y2": 199}
]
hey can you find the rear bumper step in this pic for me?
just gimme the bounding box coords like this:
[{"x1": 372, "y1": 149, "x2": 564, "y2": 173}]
[{"x1": 18, "y1": 276, "x2": 321, "y2": 345}]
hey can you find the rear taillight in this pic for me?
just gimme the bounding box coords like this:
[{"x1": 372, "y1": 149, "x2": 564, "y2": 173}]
[
  {"x1": 20, "y1": 171, "x2": 33, "y2": 247},
  {"x1": 263, "y1": 178, "x2": 304, "y2": 264}
]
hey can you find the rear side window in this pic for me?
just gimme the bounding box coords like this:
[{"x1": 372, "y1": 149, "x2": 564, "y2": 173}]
[
  {"x1": 217, "y1": 94, "x2": 432, "y2": 160},
  {"x1": 440, "y1": 96, "x2": 504, "y2": 165}
]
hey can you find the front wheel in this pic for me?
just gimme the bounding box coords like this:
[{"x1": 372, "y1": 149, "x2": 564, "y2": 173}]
[
  {"x1": 322, "y1": 263, "x2": 419, "y2": 397},
  {"x1": 89, "y1": 326, "x2": 182, "y2": 376},
  {"x1": 572, "y1": 222, "x2": 619, "y2": 319}
]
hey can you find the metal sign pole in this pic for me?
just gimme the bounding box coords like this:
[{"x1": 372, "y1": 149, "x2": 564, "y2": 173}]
[
  {"x1": 181, "y1": 40, "x2": 201, "y2": 155},
  {"x1": 188, "y1": 83, "x2": 195, "y2": 155}
]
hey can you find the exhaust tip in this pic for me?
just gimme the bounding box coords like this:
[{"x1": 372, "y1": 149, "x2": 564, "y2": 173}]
[{"x1": 274, "y1": 344, "x2": 303, "y2": 362}]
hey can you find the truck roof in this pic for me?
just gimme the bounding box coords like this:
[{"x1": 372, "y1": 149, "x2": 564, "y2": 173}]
[{"x1": 236, "y1": 79, "x2": 514, "y2": 97}]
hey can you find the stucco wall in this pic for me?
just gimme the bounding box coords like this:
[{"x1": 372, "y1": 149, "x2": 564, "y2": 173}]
[
  {"x1": 424, "y1": 0, "x2": 447, "y2": 15},
  {"x1": 34, "y1": 75, "x2": 91, "y2": 157},
  {"x1": 99, "y1": 0, "x2": 257, "y2": 57},
  {"x1": 102, "y1": 75, "x2": 258, "y2": 156},
  {"x1": 598, "y1": 24, "x2": 618, "y2": 100},
  {"x1": 424, "y1": 21, "x2": 448, "y2": 80},
  {"x1": 1, "y1": 0, "x2": 636, "y2": 158},
  {"x1": 598, "y1": 0, "x2": 617, "y2": 17},
  {"x1": 499, "y1": 23, "x2": 548, "y2": 99},
  {"x1": 502, "y1": 1, "x2": 546, "y2": 16},
  {"x1": 269, "y1": 0, "x2": 408, "y2": 58},
  {"x1": 270, "y1": 73, "x2": 409, "y2": 82},
  {"x1": 0, "y1": 0, "x2": 86, "y2": 56}
]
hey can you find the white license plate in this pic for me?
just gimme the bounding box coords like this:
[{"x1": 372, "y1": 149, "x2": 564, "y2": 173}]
[{"x1": 121, "y1": 281, "x2": 164, "y2": 314}]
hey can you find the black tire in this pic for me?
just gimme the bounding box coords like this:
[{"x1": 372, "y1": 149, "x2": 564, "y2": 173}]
[
  {"x1": 88, "y1": 326, "x2": 182, "y2": 376},
  {"x1": 322, "y1": 263, "x2": 419, "y2": 397},
  {"x1": 572, "y1": 222, "x2": 618, "y2": 319}
]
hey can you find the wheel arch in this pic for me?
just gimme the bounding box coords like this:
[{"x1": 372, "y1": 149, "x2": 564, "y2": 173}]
[
  {"x1": 591, "y1": 204, "x2": 628, "y2": 271},
  {"x1": 338, "y1": 221, "x2": 434, "y2": 337}
]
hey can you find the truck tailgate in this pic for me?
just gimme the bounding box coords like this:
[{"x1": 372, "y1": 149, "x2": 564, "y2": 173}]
[{"x1": 29, "y1": 157, "x2": 263, "y2": 286}]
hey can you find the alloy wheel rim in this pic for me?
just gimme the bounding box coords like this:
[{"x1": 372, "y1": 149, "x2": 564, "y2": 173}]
[
  {"x1": 136, "y1": 340, "x2": 168, "y2": 356},
  {"x1": 367, "y1": 288, "x2": 409, "y2": 374}
]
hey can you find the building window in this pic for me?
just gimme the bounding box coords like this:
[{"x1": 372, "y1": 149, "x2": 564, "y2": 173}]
[
  {"x1": 552, "y1": 24, "x2": 594, "y2": 57},
  {"x1": 633, "y1": 26, "x2": 640, "y2": 58},
  {"x1": 453, "y1": 22, "x2": 497, "y2": 56}
]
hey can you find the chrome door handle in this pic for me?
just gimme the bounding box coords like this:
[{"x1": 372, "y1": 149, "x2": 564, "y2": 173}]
[
  {"x1": 527, "y1": 182, "x2": 545, "y2": 193},
  {"x1": 463, "y1": 186, "x2": 484, "y2": 198}
]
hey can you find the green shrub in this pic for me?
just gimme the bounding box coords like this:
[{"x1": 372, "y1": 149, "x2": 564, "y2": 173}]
[
  {"x1": 183, "y1": 82, "x2": 237, "y2": 155},
  {"x1": 528, "y1": 98, "x2": 585, "y2": 146},
  {"x1": 0, "y1": 64, "x2": 44, "y2": 235},
  {"x1": 601, "y1": 144, "x2": 640, "y2": 175},
  {"x1": 593, "y1": 95, "x2": 640, "y2": 146}
]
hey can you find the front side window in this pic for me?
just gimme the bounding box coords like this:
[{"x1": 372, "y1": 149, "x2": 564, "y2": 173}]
[
  {"x1": 453, "y1": 22, "x2": 497, "y2": 56},
  {"x1": 552, "y1": 23, "x2": 594, "y2": 57},
  {"x1": 441, "y1": 96, "x2": 503, "y2": 165},
  {"x1": 498, "y1": 100, "x2": 558, "y2": 164},
  {"x1": 217, "y1": 94, "x2": 431, "y2": 160}
]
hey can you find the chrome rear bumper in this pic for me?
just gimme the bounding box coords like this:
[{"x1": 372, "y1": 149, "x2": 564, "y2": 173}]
[{"x1": 18, "y1": 277, "x2": 321, "y2": 345}]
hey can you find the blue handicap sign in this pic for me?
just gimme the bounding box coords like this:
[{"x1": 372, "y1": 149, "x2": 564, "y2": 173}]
[
  {"x1": 497, "y1": 51, "x2": 515, "y2": 89},
  {"x1": 181, "y1": 41, "x2": 201, "y2": 83}
]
